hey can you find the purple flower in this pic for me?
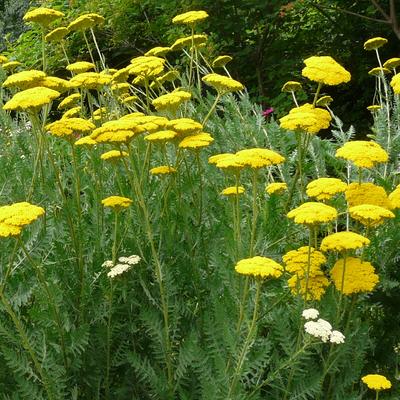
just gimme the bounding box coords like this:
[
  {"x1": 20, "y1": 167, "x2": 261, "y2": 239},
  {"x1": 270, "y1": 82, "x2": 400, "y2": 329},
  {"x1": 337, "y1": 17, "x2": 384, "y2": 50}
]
[{"x1": 262, "y1": 107, "x2": 274, "y2": 117}]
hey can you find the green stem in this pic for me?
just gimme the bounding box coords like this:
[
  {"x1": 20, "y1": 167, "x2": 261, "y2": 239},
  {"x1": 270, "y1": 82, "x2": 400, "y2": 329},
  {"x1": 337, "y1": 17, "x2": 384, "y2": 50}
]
[
  {"x1": 202, "y1": 93, "x2": 221, "y2": 126},
  {"x1": 249, "y1": 170, "x2": 259, "y2": 256},
  {"x1": 105, "y1": 279, "x2": 114, "y2": 400},
  {"x1": 312, "y1": 82, "x2": 323, "y2": 106},
  {"x1": 83, "y1": 31, "x2": 97, "y2": 71}
]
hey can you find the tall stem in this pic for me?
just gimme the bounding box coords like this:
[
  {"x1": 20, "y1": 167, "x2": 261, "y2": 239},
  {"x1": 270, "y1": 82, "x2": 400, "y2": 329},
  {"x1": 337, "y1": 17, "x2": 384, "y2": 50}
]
[{"x1": 202, "y1": 93, "x2": 221, "y2": 126}]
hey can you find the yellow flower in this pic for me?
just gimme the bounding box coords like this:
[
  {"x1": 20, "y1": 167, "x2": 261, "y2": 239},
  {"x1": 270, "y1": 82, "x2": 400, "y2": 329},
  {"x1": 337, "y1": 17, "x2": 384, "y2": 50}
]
[
  {"x1": 235, "y1": 256, "x2": 283, "y2": 279},
  {"x1": 368, "y1": 67, "x2": 391, "y2": 76},
  {"x1": 390, "y1": 72, "x2": 400, "y2": 93},
  {"x1": 23, "y1": 7, "x2": 64, "y2": 26},
  {"x1": 336, "y1": 140, "x2": 388, "y2": 168},
  {"x1": 112, "y1": 67, "x2": 130, "y2": 83},
  {"x1": 287, "y1": 202, "x2": 337, "y2": 225},
  {"x1": 1, "y1": 61, "x2": 22, "y2": 71},
  {"x1": 101, "y1": 196, "x2": 132, "y2": 209},
  {"x1": 3, "y1": 87, "x2": 60, "y2": 112},
  {"x1": 302, "y1": 56, "x2": 351, "y2": 85},
  {"x1": 37, "y1": 76, "x2": 71, "y2": 92},
  {"x1": 331, "y1": 257, "x2": 379, "y2": 295},
  {"x1": 288, "y1": 273, "x2": 329, "y2": 301},
  {"x1": 283, "y1": 246, "x2": 326, "y2": 276},
  {"x1": 178, "y1": 133, "x2": 214, "y2": 149},
  {"x1": 68, "y1": 13, "x2": 105, "y2": 32},
  {"x1": 45, "y1": 27, "x2": 69, "y2": 42},
  {"x1": 120, "y1": 114, "x2": 168, "y2": 132},
  {"x1": 202, "y1": 73, "x2": 244, "y2": 93},
  {"x1": 62, "y1": 106, "x2": 81, "y2": 119},
  {"x1": 235, "y1": 148, "x2": 285, "y2": 169},
  {"x1": 212, "y1": 55, "x2": 233, "y2": 68},
  {"x1": 215, "y1": 154, "x2": 245, "y2": 171},
  {"x1": 46, "y1": 118, "x2": 95, "y2": 139},
  {"x1": 144, "y1": 130, "x2": 178, "y2": 142},
  {"x1": 2, "y1": 69, "x2": 46, "y2": 90},
  {"x1": 58, "y1": 93, "x2": 81, "y2": 110},
  {"x1": 383, "y1": 57, "x2": 400, "y2": 70},
  {"x1": 172, "y1": 10, "x2": 209, "y2": 25},
  {"x1": 279, "y1": 103, "x2": 331, "y2": 134},
  {"x1": 67, "y1": 61, "x2": 96, "y2": 74},
  {"x1": 69, "y1": 72, "x2": 112, "y2": 89},
  {"x1": 0, "y1": 202, "x2": 45, "y2": 237},
  {"x1": 345, "y1": 182, "x2": 392, "y2": 209},
  {"x1": 316, "y1": 95, "x2": 333, "y2": 107},
  {"x1": 0, "y1": 55, "x2": 8, "y2": 64},
  {"x1": 149, "y1": 166, "x2": 177, "y2": 175},
  {"x1": 208, "y1": 153, "x2": 233, "y2": 165},
  {"x1": 74, "y1": 136, "x2": 97, "y2": 147},
  {"x1": 90, "y1": 118, "x2": 145, "y2": 144},
  {"x1": 152, "y1": 90, "x2": 191, "y2": 111},
  {"x1": 320, "y1": 231, "x2": 370, "y2": 252},
  {"x1": 306, "y1": 177, "x2": 347, "y2": 201},
  {"x1": 122, "y1": 95, "x2": 138, "y2": 105},
  {"x1": 281, "y1": 81, "x2": 302, "y2": 92},
  {"x1": 221, "y1": 186, "x2": 245, "y2": 196},
  {"x1": 166, "y1": 118, "x2": 203, "y2": 136},
  {"x1": 363, "y1": 37, "x2": 388, "y2": 51},
  {"x1": 367, "y1": 105, "x2": 381, "y2": 112},
  {"x1": 349, "y1": 204, "x2": 394, "y2": 227},
  {"x1": 129, "y1": 56, "x2": 165, "y2": 78},
  {"x1": 389, "y1": 185, "x2": 400, "y2": 209},
  {"x1": 145, "y1": 46, "x2": 171, "y2": 57},
  {"x1": 100, "y1": 150, "x2": 128, "y2": 161},
  {"x1": 170, "y1": 34, "x2": 208, "y2": 51},
  {"x1": 266, "y1": 182, "x2": 287, "y2": 195},
  {"x1": 361, "y1": 374, "x2": 391, "y2": 390}
]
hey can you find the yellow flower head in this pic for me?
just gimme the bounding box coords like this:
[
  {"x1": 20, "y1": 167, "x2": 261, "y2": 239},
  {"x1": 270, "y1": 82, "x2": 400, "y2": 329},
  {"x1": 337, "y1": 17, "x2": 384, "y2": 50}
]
[
  {"x1": 389, "y1": 185, "x2": 400, "y2": 209},
  {"x1": 101, "y1": 196, "x2": 132, "y2": 210},
  {"x1": 129, "y1": 56, "x2": 165, "y2": 78},
  {"x1": 361, "y1": 374, "x2": 391, "y2": 390},
  {"x1": 178, "y1": 132, "x2": 214, "y2": 149},
  {"x1": 302, "y1": 56, "x2": 351, "y2": 85},
  {"x1": 349, "y1": 204, "x2": 394, "y2": 227},
  {"x1": 3, "y1": 87, "x2": 60, "y2": 112},
  {"x1": 215, "y1": 154, "x2": 245, "y2": 171},
  {"x1": 283, "y1": 246, "x2": 326, "y2": 276},
  {"x1": 288, "y1": 273, "x2": 329, "y2": 301},
  {"x1": 281, "y1": 81, "x2": 302, "y2": 92},
  {"x1": 1, "y1": 61, "x2": 22, "y2": 71},
  {"x1": 390, "y1": 72, "x2": 400, "y2": 93},
  {"x1": 0, "y1": 202, "x2": 45, "y2": 237},
  {"x1": 383, "y1": 57, "x2": 400, "y2": 70},
  {"x1": 152, "y1": 90, "x2": 191, "y2": 111},
  {"x1": 166, "y1": 118, "x2": 203, "y2": 136},
  {"x1": 368, "y1": 67, "x2": 391, "y2": 76},
  {"x1": 62, "y1": 106, "x2": 81, "y2": 119},
  {"x1": 221, "y1": 186, "x2": 245, "y2": 196},
  {"x1": 306, "y1": 177, "x2": 347, "y2": 201},
  {"x1": 58, "y1": 93, "x2": 81, "y2": 110},
  {"x1": 266, "y1": 182, "x2": 287, "y2": 195},
  {"x1": 45, "y1": 27, "x2": 69, "y2": 42},
  {"x1": 235, "y1": 148, "x2": 285, "y2": 169},
  {"x1": 0, "y1": 55, "x2": 8, "y2": 64},
  {"x1": 345, "y1": 182, "x2": 392, "y2": 209},
  {"x1": 287, "y1": 202, "x2": 337, "y2": 225},
  {"x1": 74, "y1": 136, "x2": 97, "y2": 147},
  {"x1": 67, "y1": 61, "x2": 96, "y2": 74},
  {"x1": 172, "y1": 10, "x2": 209, "y2": 25},
  {"x1": 122, "y1": 95, "x2": 138, "y2": 105},
  {"x1": 100, "y1": 150, "x2": 128, "y2": 161},
  {"x1": 363, "y1": 37, "x2": 388, "y2": 51},
  {"x1": 23, "y1": 7, "x2": 64, "y2": 26},
  {"x1": 279, "y1": 103, "x2": 331, "y2": 134},
  {"x1": 170, "y1": 34, "x2": 208, "y2": 51},
  {"x1": 2, "y1": 69, "x2": 46, "y2": 90},
  {"x1": 320, "y1": 231, "x2": 370, "y2": 252},
  {"x1": 149, "y1": 166, "x2": 177, "y2": 175},
  {"x1": 145, "y1": 46, "x2": 171, "y2": 57},
  {"x1": 316, "y1": 95, "x2": 333, "y2": 107},
  {"x1": 336, "y1": 140, "x2": 388, "y2": 168},
  {"x1": 37, "y1": 76, "x2": 71, "y2": 92},
  {"x1": 235, "y1": 256, "x2": 283, "y2": 279},
  {"x1": 202, "y1": 73, "x2": 244, "y2": 93},
  {"x1": 46, "y1": 118, "x2": 95, "y2": 139},
  {"x1": 68, "y1": 13, "x2": 105, "y2": 31},
  {"x1": 331, "y1": 257, "x2": 379, "y2": 295},
  {"x1": 69, "y1": 72, "x2": 112, "y2": 89},
  {"x1": 212, "y1": 55, "x2": 233, "y2": 68},
  {"x1": 208, "y1": 153, "x2": 233, "y2": 165},
  {"x1": 144, "y1": 130, "x2": 178, "y2": 142},
  {"x1": 367, "y1": 105, "x2": 381, "y2": 112}
]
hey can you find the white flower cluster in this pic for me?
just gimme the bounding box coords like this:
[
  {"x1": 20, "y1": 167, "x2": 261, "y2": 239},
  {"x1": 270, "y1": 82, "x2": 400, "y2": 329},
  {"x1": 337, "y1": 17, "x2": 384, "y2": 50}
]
[
  {"x1": 102, "y1": 254, "x2": 141, "y2": 278},
  {"x1": 302, "y1": 309, "x2": 345, "y2": 344}
]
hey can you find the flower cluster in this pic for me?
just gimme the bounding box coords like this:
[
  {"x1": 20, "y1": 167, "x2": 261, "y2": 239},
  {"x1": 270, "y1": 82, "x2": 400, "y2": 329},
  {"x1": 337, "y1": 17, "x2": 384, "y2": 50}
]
[
  {"x1": 349, "y1": 204, "x2": 394, "y2": 227},
  {"x1": 235, "y1": 256, "x2": 283, "y2": 279},
  {"x1": 345, "y1": 182, "x2": 392, "y2": 209},
  {"x1": 306, "y1": 177, "x2": 347, "y2": 201},
  {"x1": 361, "y1": 374, "x2": 391, "y2": 390},
  {"x1": 202, "y1": 73, "x2": 244, "y2": 94},
  {"x1": 304, "y1": 318, "x2": 345, "y2": 344},
  {"x1": 302, "y1": 56, "x2": 351, "y2": 86},
  {"x1": 320, "y1": 231, "x2": 370, "y2": 252},
  {"x1": 103, "y1": 255, "x2": 141, "y2": 278},
  {"x1": 3, "y1": 87, "x2": 60, "y2": 111},
  {"x1": 287, "y1": 202, "x2": 337, "y2": 225}
]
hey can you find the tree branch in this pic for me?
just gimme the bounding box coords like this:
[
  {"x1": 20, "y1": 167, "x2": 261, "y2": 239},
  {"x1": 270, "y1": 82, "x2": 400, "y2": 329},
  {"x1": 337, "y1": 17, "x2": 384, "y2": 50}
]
[{"x1": 370, "y1": 0, "x2": 390, "y2": 20}]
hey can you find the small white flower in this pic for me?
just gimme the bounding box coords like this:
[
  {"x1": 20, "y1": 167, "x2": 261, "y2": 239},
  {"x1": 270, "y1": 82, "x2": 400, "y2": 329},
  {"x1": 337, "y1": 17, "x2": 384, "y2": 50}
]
[
  {"x1": 102, "y1": 260, "x2": 113, "y2": 268},
  {"x1": 118, "y1": 254, "x2": 141, "y2": 265},
  {"x1": 330, "y1": 330, "x2": 345, "y2": 344},
  {"x1": 302, "y1": 308, "x2": 319, "y2": 320},
  {"x1": 107, "y1": 263, "x2": 132, "y2": 278},
  {"x1": 304, "y1": 318, "x2": 333, "y2": 342}
]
